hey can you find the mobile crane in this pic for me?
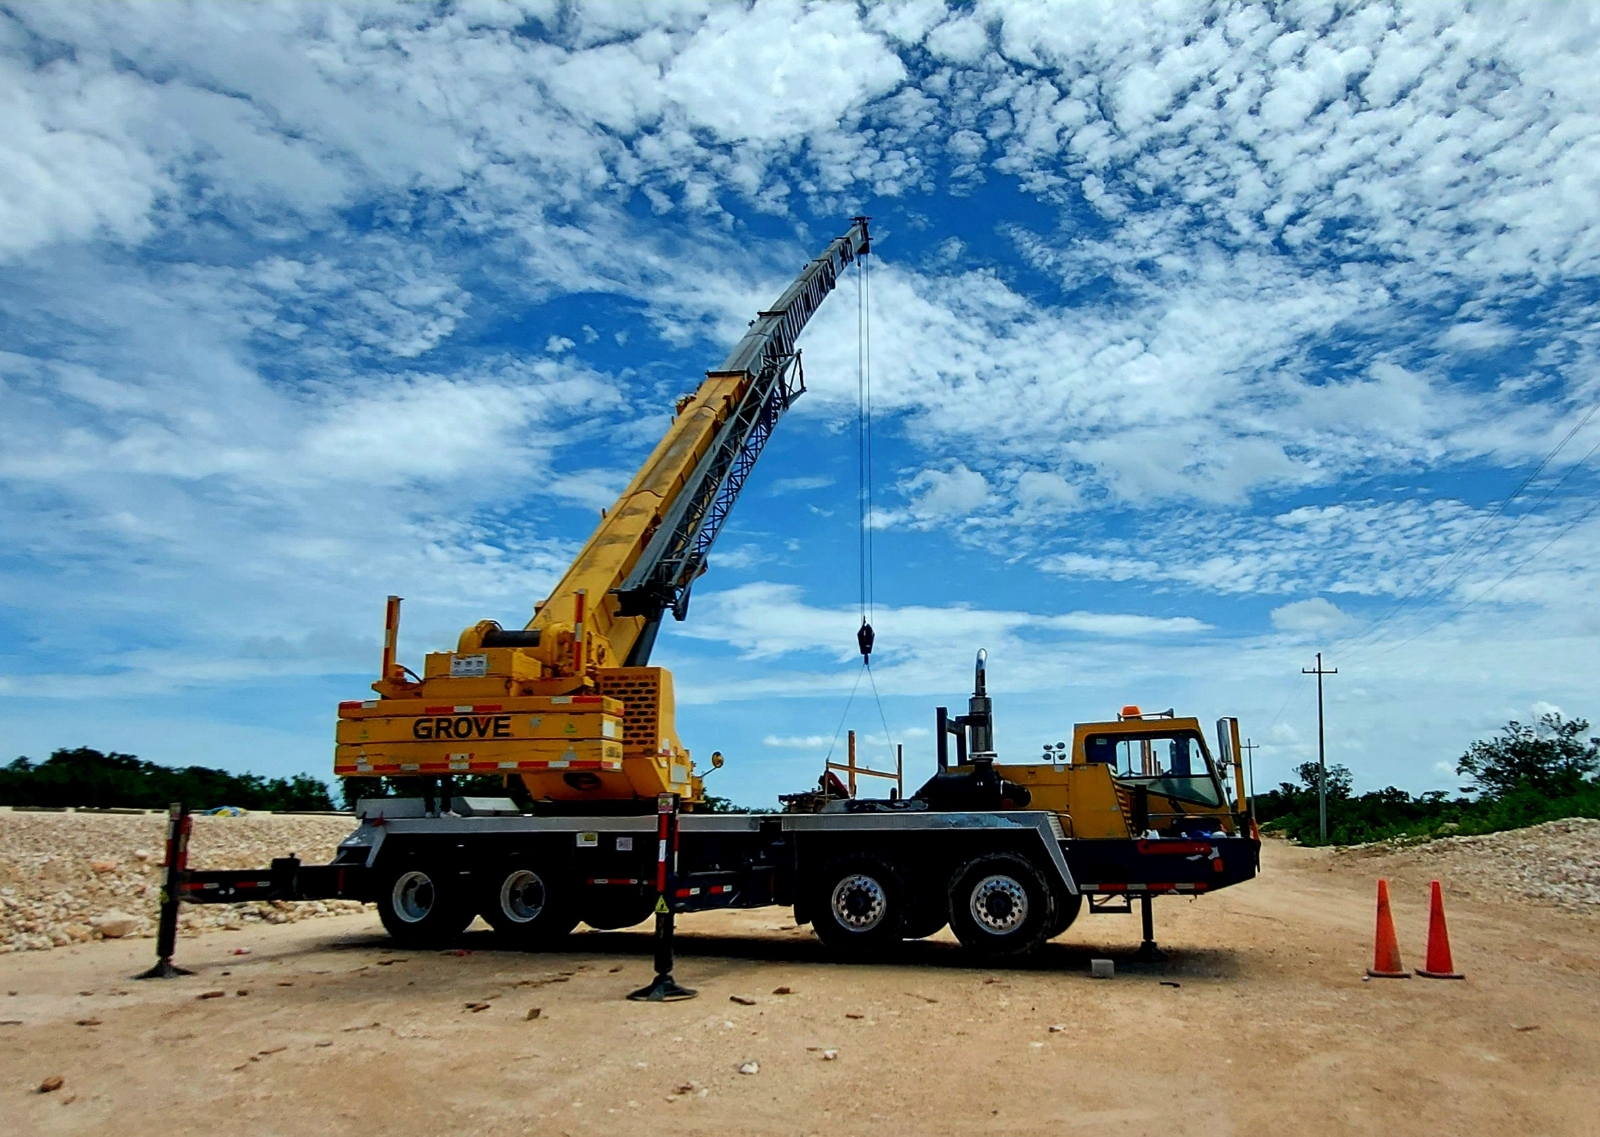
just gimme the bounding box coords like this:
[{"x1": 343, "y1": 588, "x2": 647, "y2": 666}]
[{"x1": 174, "y1": 220, "x2": 1259, "y2": 960}]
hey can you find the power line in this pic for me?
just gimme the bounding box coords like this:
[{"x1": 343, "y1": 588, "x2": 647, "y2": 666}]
[
  {"x1": 1334, "y1": 399, "x2": 1600, "y2": 657},
  {"x1": 1360, "y1": 493, "x2": 1600, "y2": 662},
  {"x1": 1344, "y1": 431, "x2": 1600, "y2": 666}
]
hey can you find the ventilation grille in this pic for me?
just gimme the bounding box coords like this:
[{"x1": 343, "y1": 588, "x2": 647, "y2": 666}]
[{"x1": 597, "y1": 670, "x2": 660, "y2": 758}]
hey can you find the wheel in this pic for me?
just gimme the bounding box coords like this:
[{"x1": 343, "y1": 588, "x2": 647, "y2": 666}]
[
  {"x1": 376, "y1": 863, "x2": 473, "y2": 948},
  {"x1": 947, "y1": 853, "x2": 1056, "y2": 958},
  {"x1": 479, "y1": 861, "x2": 580, "y2": 949},
  {"x1": 809, "y1": 856, "x2": 904, "y2": 958},
  {"x1": 1045, "y1": 891, "x2": 1083, "y2": 940}
]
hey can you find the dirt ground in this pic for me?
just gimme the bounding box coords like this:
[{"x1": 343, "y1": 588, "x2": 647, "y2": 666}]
[{"x1": 4, "y1": 838, "x2": 1598, "y2": 1137}]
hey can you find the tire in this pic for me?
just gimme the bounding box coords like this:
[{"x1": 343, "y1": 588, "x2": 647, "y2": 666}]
[
  {"x1": 479, "y1": 861, "x2": 580, "y2": 949},
  {"x1": 947, "y1": 853, "x2": 1056, "y2": 958},
  {"x1": 1045, "y1": 891, "x2": 1083, "y2": 940},
  {"x1": 376, "y1": 863, "x2": 474, "y2": 948},
  {"x1": 809, "y1": 856, "x2": 904, "y2": 958}
]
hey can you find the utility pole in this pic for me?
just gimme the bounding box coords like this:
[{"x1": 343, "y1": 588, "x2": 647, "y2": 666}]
[
  {"x1": 1301, "y1": 652, "x2": 1338, "y2": 844},
  {"x1": 1240, "y1": 737, "x2": 1259, "y2": 821}
]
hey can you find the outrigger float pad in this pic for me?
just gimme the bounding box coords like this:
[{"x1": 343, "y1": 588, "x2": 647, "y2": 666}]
[
  {"x1": 136, "y1": 959, "x2": 194, "y2": 980},
  {"x1": 627, "y1": 973, "x2": 698, "y2": 1002}
]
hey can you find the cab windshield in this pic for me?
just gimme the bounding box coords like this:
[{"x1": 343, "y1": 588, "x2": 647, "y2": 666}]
[{"x1": 1083, "y1": 731, "x2": 1223, "y2": 808}]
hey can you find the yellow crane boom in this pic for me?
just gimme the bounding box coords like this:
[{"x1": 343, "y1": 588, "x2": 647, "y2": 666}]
[{"x1": 335, "y1": 219, "x2": 871, "y2": 806}]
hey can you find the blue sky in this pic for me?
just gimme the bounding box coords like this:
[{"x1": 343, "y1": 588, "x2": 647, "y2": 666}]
[{"x1": 4, "y1": 0, "x2": 1600, "y2": 807}]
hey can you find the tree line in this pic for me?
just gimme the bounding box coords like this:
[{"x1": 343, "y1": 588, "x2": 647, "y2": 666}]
[
  {"x1": 1254, "y1": 712, "x2": 1600, "y2": 845},
  {"x1": 0, "y1": 747, "x2": 337, "y2": 812}
]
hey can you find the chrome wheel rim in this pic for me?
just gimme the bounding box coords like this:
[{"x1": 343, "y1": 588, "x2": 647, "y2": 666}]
[
  {"x1": 500, "y1": 869, "x2": 547, "y2": 924},
  {"x1": 969, "y1": 874, "x2": 1028, "y2": 935},
  {"x1": 391, "y1": 870, "x2": 435, "y2": 923},
  {"x1": 830, "y1": 873, "x2": 887, "y2": 932}
]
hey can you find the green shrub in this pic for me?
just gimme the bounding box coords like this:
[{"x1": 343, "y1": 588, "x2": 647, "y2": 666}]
[
  {"x1": 0, "y1": 747, "x2": 336, "y2": 812},
  {"x1": 1255, "y1": 714, "x2": 1600, "y2": 846}
]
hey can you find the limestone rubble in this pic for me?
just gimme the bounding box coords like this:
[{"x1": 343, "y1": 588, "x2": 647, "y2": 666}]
[{"x1": 0, "y1": 809, "x2": 367, "y2": 953}]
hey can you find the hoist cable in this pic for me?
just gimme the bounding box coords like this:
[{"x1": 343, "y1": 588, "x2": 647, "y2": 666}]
[
  {"x1": 1334, "y1": 398, "x2": 1600, "y2": 657},
  {"x1": 866, "y1": 657, "x2": 894, "y2": 756},
  {"x1": 821, "y1": 660, "x2": 868, "y2": 766}
]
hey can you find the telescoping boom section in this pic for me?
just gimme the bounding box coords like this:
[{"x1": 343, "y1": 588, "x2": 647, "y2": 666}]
[{"x1": 335, "y1": 220, "x2": 871, "y2": 805}]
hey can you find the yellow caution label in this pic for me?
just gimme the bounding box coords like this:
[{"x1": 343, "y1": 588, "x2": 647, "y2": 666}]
[{"x1": 654, "y1": 896, "x2": 669, "y2": 914}]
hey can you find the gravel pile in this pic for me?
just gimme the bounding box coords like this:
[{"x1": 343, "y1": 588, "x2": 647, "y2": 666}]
[
  {"x1": 1342, "y1": 817, "x2": 1600, "y2": 912},
  {"x1": 0, "y1": 810, "x2": 369, "y2": 954}
]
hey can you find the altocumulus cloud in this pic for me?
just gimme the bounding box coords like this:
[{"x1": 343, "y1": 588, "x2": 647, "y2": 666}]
[{"x1": 1, "y1": 1, "x2": 1599, "y2": 803}]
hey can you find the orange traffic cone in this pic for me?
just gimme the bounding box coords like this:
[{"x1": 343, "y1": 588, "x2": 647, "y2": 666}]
[
  {"x1": 1416, "y1": 880, "x2": 1465, "y2": 979},
  {"x1": 1366, "y1": 879, "x2": 1410, "y2": 978}
]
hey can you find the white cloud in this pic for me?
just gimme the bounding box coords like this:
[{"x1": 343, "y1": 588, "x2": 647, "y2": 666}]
[
  {"x1": 1270, "y1": 597, "x2": 1356, "y2": 637},
  {"x1": 762, "y1": 734, "x2": 834, "y2": 749},
  {"x1": 906, "y1": 463, "x2": 989, "y2": 520},
  {"x1": 662, "y1": 0, "x2": 906, "y2": 144},
  {"x1": 3, "y1": 1, "x2": 1600, "y2": 802}
]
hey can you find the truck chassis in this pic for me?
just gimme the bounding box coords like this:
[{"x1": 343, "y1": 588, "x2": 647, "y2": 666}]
[{"x1": 178, "y1": 801, "x2": 1259, "y2": 959}]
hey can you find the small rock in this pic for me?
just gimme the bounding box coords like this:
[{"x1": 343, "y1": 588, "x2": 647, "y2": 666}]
[
  {"x1": 39, "y1": 1075, "x2": 64, "y2": 1093},
  {"x1": 236, "y1": 990, "x2": 250, "y2": 997},
  {"x1": 134, "y1": 849, "x2": 152, "y2": 861},
  {"x1": 526, "y1": 1008, "x2": 541, "y2": 1020},
  {"x1": 737, "y1": 1061, "x2": 760, "y2": 1075},
  {"x1": 674, "y1": 1081, "x2": 702, "y2": 1095},
  {"x1": 729, "y1": 995, "x2": 757, "y2": 1006},
  {"x1": 845, "y1": 1012, "x2": 864, "y2": 1019},
  {"x1": 90, "y1": 861, "x2": 118, "y2": 873},
  {"x1": 1048, "y1": 1023, "x2": 1066, "y2": 1033},
  {"x1": 198, "y1": 990, "x2": 226, "y2": 1000},
  {"x1": 75, "y1": 1018, "x2": 101, "y2": 1027},
  {"x1": 822, "y1": 1049, "x2": 839, "y2": 1060},
  {"x1": 772, "y1": 986, "x2": 792, "y2": 995},
  {"x1": 464, "y1": 1001, "x2": 490, "y2": 1012},
  {"x1": 1090, "y1": 959, "x2": 1114, "y2": 979},
  {"x1": 91, "y1": 912, "x2": 140, "y2": 939}
]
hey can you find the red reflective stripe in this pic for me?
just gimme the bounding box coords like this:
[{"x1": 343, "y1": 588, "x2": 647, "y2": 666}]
[
  {"x1": 423, "y1": 705, "x2": 454, "y2": 714},
  {"x1": 572, "y1": 696, "x2": 604, "y2": 704},
  {"x1": 1099, "y1": 883, "x2": 1126, "y2": 892},
  {"x1": 338, "y1": 700, "x2": 363, "y2": 709},
  {"x1": 673, "y1": 888, "x2": 691, "y2": 898},
  {"x1": 1136, "y1": 839, "x2": 1214, "y2": 856},
  {"x1": 473, "y1": 704, "x2": 503, "y2": 712}
]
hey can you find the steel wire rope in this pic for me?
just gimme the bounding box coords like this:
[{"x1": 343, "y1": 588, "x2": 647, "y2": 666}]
[
  {"x1": 821, "y1": 660, "x2": 868, "y2": 767},
  {"x1": 1331, "y1": 398, "x2": 1600, "y2": 658},
  {"x1": 865, "y1": 657, "x2": 895, "y2": 764},
  {"x1": 855, "y1": 242, "x2": 877, "y2": 628}
]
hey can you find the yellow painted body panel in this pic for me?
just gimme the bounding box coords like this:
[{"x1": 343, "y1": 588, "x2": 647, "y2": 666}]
[{"x1": 996, "y1": 761, "x2": 1132, "y2": 839}]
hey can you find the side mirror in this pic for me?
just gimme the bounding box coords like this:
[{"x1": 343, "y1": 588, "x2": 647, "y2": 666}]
[{"x1": 710, "y1": 751, "x2": 725, "y2": 770}]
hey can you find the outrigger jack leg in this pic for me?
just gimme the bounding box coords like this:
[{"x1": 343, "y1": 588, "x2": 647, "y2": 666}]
[
  {"x1": 627, "y1": 905, "x2": 697, "y2": 1002},
  {"x1": 627, "y1": 792, "x2": 697, "y2": 1002},
  {"x1": 137, "y1": 803, "x2": 195, "y2": 979},
  {"x1": 1134, "y1": 894, "x2": 1168, "y2": 962}
]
